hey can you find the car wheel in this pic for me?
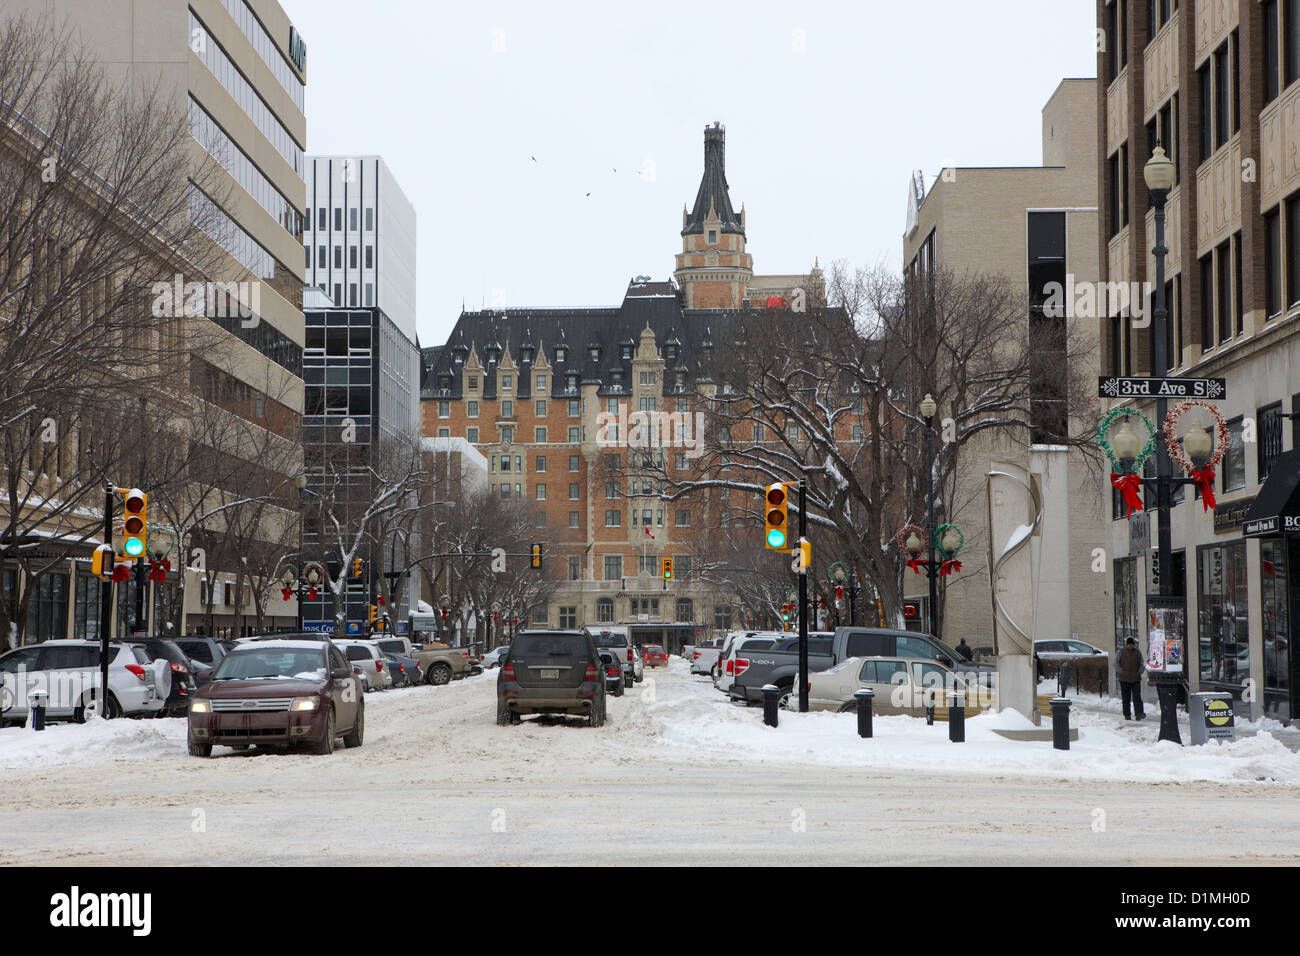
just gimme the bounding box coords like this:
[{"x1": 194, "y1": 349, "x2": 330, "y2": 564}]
[
  {"x1": 312, "y1": 707, "x2": 336, "y2": 755},
  {"x1": 776, "y1": 684, "x2": 794, "y2": 711},
  {"x1": 75, "y1": 690, "x2": 121, "y2": 722},
  {"x1": 711, "y1": 664, "x2": 721, "y2": 680},
  {"x1": 613, "y1": 680, "x2": 624, "y2": 698},
  {"x1": 343, "y1": 701, "x2": 364, "y2": 748},
  {"x1": 188, "y1": 736, "x2": 212, "y2": 758},
  {"x1": 496, "y1": 697, "x2": 519, "y2": 726},
  {"x1": 589, "y1": 696, "x2": 605, "y2": 727},
  {"x1": 427, "y1": 663, "x2": 452, "y2": 685}
]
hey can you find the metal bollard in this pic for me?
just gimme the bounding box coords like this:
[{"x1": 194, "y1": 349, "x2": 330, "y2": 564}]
[
  {"x1": 854, "y1": 687, "x2": 874, "y2": 738},
  {"x1": 762, "y1": 684, "x2": 780, "y2": 728},
  {"x1": 28, "y1": 689, "x2": 48, "y2": 732},
  {"x1": 925, "y1": 701, "x2": 935, "y2": 725},
  {"x1": 1050, "y1": 696, "x2": 1071, "y2": 750},
  {"x1": 948, "y1": 691, "x2": 965, "y2": 743}
]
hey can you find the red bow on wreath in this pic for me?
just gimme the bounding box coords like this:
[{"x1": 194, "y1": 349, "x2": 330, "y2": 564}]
[
  {"x1": 377, "y1": 596, "x2": 385, "y2": 607},
  {"x1": 1191, "y1": 466, "x2": 1217, "y2": 512},
  {"x1": 147, "y1": 558, "x2": 170, "y2": 583},
  {"x1": 111, "y1": 564, "x2": 132, "y2": 583},
  {"x1": 940, "y1": 559, "x2": 962, "y2": 576},
  {"x1": 281, "y1": 587, "x2": 293, "y2": 601},
  {"x1": 307, "y1": 586, "x2": 318, "y2": 601},
  {"x1": 906, "y1": 558, "x2": 922, "y2": 574},
  {"x1": 1110, "y1": 473, "x2": 1144, "y2": 517}
]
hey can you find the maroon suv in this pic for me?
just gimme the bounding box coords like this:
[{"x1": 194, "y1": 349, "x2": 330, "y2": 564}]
[{"x1": 187, "y1": 639, "x2": 363, "y2": 757}]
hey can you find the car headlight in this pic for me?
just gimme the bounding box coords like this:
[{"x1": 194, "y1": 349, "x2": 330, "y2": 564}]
[
  {"x1": 189, "y1": 700, "x2": 210, "y2": 714},
  {"x1": 290, "y1": 698, "x2": 317, "y2": 711}
]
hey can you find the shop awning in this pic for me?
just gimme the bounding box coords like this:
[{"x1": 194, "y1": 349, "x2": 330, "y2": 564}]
[{"x1": 1242, "y1": 450, "x2": 1300, "y2": 537}]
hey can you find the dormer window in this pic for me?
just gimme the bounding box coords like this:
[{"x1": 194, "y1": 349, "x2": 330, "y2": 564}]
[
  {"x1": 439, "y1": 376, "x2": 452, "y2": 391},
  {"x1": 468, "y1": 375, "x2": 478, "y2": 390},
  {"x1": 556, "y1": 347, "x2": 567, "y2": 362},
  {"x1": 708, "y1": 229, "x2": 717, "y2": 244},
  {"x1": 621, "y1": 345, "x2": 632, "y2": 360},
  {"x1": 589, "y1": 346, "x2": 600, "y2": 362},
  {"x1": 666, "y1": 345, "x2": 677, "y2": 361},
  {"x1": 502, "y1": 373, "x2": 512, "y2": 390}
]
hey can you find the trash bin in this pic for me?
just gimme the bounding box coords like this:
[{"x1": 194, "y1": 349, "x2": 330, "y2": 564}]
[{"x1": 1189, "y1": 692, "x2": 1235, "y2": 745}]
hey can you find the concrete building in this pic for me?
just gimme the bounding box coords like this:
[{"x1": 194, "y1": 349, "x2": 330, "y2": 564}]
[
  {"x1": 5, "y1": 0, "x2": 308, "y2": 638},
  {"x1": 901, "y1": 79, "x2": 1109, "y2": 673},
  {"x1": 300, "y1": 158, "x2": 421, "y2": 631},
  {"x1": 1098, "y1": 0, "x2": 1300, "y2": 722}
]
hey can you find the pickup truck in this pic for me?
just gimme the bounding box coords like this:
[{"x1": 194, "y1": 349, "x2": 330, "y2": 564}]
[
  {"x1": 726, "y1": 627, "x2": 995, "y2": 706},
  {"x1": 375, "y1": 636, "x2": 471, "y2": 685}
]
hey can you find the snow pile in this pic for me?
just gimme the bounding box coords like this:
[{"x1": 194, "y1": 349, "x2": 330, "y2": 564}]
[
  {"x1": 0, "y1": 716, "x2": 188, "y2": 769},
  {"x1": 643, "y1": 666, "x2": 1300, "y2": 786}
]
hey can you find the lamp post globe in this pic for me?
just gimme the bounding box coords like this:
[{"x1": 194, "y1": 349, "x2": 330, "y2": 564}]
[
  {"x1": 1183, "y1": 422, "x2": 1212, "y2": 467},
  {"x1": 1143, "y1": 144, "x2": 1175, "y2": 191},
  {"x1": 919, "y1": 393, "x2": 937, "y2": 419}
]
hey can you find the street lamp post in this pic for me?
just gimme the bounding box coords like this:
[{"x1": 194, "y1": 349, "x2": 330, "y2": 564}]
[
  {"x1": 921, "y1": 394, "x2": 940, "y2": 639},
  {"x1": 295, "y1": 473, "x2": 308, "y2": 630}
]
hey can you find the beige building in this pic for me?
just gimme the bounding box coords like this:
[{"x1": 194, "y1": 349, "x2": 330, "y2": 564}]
[
  {"x1": 9, "y1": 0, "x2": 308, "y2": 637},
  {"x1": 902, "y1": 78, "x2": 1109, "y2": 665},
  {"x1": 1098, "y1": 0, "x2": 1300, "y2": 722}
]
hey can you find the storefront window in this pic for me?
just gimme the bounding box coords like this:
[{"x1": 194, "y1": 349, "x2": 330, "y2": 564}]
[
  {"x1": 73, "y1": 570, "x2": 100, "y2": 641},
  {"x1": 1260, "y1": 539, "x2": 1292, "y2": 715},
  {"x1": 1197, "y1": 542, "x2": 1249, "y2": 686},
  {"x1": 1114, "y1": 557, "x2": 1139, "y2": 654},
  {"x1": 24, "y1": 572, "x2": 68, "y2": 642}
]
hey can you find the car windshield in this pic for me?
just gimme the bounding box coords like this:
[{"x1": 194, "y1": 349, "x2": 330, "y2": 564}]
[
  {"x1": 213, "y1": 648, "x2": 327, "y2": 681},
  {"x1": 590, "y1": 631, "x2": 628, "y2": 647},
  {"x1": 646, "y1": 645, "x2": 664, "y2": 653}
]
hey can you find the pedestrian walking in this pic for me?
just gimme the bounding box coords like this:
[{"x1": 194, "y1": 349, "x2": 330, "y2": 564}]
[
  {"x1": 955, "y1": 638, "x2": 974, "y2": 662},
  {"x1": 1116, "y1": 637, "x2": 1146, "y2": 720}
]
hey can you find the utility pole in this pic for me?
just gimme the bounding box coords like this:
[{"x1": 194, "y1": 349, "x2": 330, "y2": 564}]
[
  {"x1": 99, "y1": 486, "x2": 114, "y2": 717},
  {"x1": 797, "y1": 479, "x2": 809, "y2": 713},
  {"x1": 134, "y1": 396, "x2": 147, "y2": 634}
]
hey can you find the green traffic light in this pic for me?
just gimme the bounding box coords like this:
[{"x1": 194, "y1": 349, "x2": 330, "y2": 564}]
[
  {"x1": 767, "y1": 528, "x2": 786, "y2": 548},
  {"x1": 124, "y1": 538, "x2": 144, "y2": 557}
]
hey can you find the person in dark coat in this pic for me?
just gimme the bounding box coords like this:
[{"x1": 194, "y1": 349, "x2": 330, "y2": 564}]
[
  {"x1": 1116, "y1": 637, "x2": 1146, "y2": 720},
  {"x1": 955, "y1": 638, "x2": 974, "y2": 662}
]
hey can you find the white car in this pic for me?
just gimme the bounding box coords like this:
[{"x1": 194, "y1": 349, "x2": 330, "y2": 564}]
[
  {"x1": 481, "y1": 646, "x2": 510, "y2": 669},
  {"x1": 626, "y1": 645, "x2": 644, "y2": 683},
  {"x1": 691, "y1": 636, "x2": 732, "y2": 676},
  {"x1": 335, "y1": 640, "x2": 392, "y2": 692},
  {"x1": 0, "y1": 640, "x2": 169, "y2": 723},
  {"x1": 802, "y1": 655, "x2": 979, "y2": 716}
]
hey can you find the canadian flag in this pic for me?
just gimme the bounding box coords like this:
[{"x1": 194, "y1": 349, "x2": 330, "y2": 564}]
[{"x1": 643, "y1": 528, "x2": 655, "y2": 539}]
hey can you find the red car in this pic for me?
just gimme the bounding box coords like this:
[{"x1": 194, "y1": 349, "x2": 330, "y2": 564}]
[{"x1": 643, "y1": 645, "x2": 668, "y2": 667}]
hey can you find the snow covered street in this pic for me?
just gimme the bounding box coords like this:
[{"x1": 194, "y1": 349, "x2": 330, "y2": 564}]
[{"x1": 1, "y1": 659, "x2": 1298, "y2": 865}]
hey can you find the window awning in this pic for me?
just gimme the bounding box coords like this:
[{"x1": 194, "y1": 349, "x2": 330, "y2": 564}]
[{"x1": 1242, "y1": 450, "x2": 1300, "y2": 537}]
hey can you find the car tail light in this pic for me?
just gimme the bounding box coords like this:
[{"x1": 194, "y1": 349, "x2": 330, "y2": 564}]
[
  {"x1": 125, "y1": 665, "x2": 147, "y2": 682},
  {"x1": 725, "y1": 659, "x2": 733, "y2": 674},
  {"x1": 693, "y1": 650, "x2": 701, "y2": 660},
  {"x1": 583, "y1": 665, "x2": 598, "y2": 681},
  {"x1": 503, "y1": 664, "x2": 515, "y2": 680},
  {"x1": 375, "y1": 660, "x2": 383, "y2": 672},
  {"x1": 734, "y1": 658, "x2": 749, "y2": 676},
  {"x1": 170, "y1": 661, "x2": 188, "y2": 673},
  {"x1": 607, "y1": 666, "x2": 619, "y2": 677}
]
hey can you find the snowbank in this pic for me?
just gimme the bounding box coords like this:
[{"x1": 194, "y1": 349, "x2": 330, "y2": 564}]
[{"x1": 0, "y1": 716, "x2": 188, "y2": 769}]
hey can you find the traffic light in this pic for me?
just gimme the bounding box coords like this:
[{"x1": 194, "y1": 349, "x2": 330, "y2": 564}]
[
  {"x1": 121, "y1": 488, "x2": 147, "y2": 558},
  {"x1": 91, "y1": 544, "x2": 115, "y2": 579},
  {"x1": 352, "y1": 557, "x2": 363, "y2": 578},
  {"x1": 662, "y1": 556, "x2": 674, "y2": 580},
  {"x1": 531, "y1": 544, "x2": 542, "y2": 569},
  {"x1": 764, "y1": 483, "x2": 789, "y2": 550},
  {"x1": 369, "y1": 604, "x2": 378, "y2": 623}
]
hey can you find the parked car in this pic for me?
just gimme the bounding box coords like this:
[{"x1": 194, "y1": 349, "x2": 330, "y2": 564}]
[
  {"x1": 642, "y1": 645, "x2": 668, "y2": 667},
  {"x1": 496, "y1": 629, "x2": 607, "y2": 727},
  {"x1": 690, "y1": 637, "x2": 729, "y2": 677},
  {"x1": 0, "y1": 640, "x2": 169, "y2": 724},
  {"x1": 625, "y1": 644, "x2": 644, "y2": 683},
  {"x1": 599, "y1": 650, "x2": 625, "y2": 697},
  {"x1": 481, "y1": 646, "x2": 510, "y2": 669},
  {"x1": 402, "y1": 639, "x2": 473, "y2": 685},
  {"x1": 335, "y1": 640, "x2": 392, "y2": 692},
  {"x1": 112, "y1": 636, "x2": 198, "y2": 716},
  {"x1": 720, "y1": 632, "x2": 791, "y2": 702},
  {"x1": 187, "y1": 639, "x2": 363, "y2": 756},
  {"x1": 383, "y1": 651, "x2": 422, "y2": 687},
  {"x1": 587, "y1": 626, "x2": 633, "y2": 670},
  {"x1": 1034, "y1": 638, "x2": 1107, "y2": 663},
  {"x1": 174, "y1": 636, "x2": 237, "y2": 670},
  {"x1": 801, "y1": 656, "x2": 980, "y2": 717}
]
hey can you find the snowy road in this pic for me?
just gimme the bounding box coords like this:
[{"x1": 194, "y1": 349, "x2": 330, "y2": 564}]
[{"x1": 1, "y1": 659, "x2": 1298, "y2": 865}]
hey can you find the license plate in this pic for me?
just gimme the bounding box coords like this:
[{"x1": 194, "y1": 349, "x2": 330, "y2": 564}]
[{"x1": 539, "y1": 668, "x2": 559, "y2": 680}]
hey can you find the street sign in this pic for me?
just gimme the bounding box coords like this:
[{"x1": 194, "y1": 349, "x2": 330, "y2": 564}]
[
  {"x1": 1128, "y1": 511, "x2": 1149, "y2": 557},
  {"x1": 1098, "y1": 376, "x2": 1225, "y2": 399}
]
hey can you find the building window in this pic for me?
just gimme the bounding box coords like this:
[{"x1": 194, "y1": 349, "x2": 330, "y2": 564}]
[
  {"x1": 467, "y1": 427, "x2": 479, "y2": 443},
  {"x1": 1213, "y1": 42, "x2": 1231, "y2": 150},
  {"x1": 1259, "y1": 403, "x2": 1284, "y2": 482},
  {"x1": 502, "y1": 400, "x2": 514, "y2": 418},
  {"x1": 365, "y1": 207, "x2": 374, "y2": 231},
  {"x1": 467, "y1": 401, "x2": 479, "y2": 418},
  {"x1": 500, "y1": 455, "x2": 510, "y2": 473},
  {"x1": 569, "y1": 455, "x2": 579, "y2": 472},
  {"x1": 568, "y1": 511, "x2": 579, "y2": 527},
  {"x1": 1223, "y1": 417, "x2": 1246, "y2": 491},
  {"x1": 365, "y1": 246, "x2": 373, "y2": 268},
  {"x1": 536, "y1": 455, "x2": 546, "y2": 472},
  {"x1": 1199, "y1": 253, "x2": 1214, "y2": 351},
  {"x1": 568, "y1": 427, "x2": 580, "y2": 442},
  {"x1": 438, "y1": 428, "x2": 449, "y2": 438},
  {"x1": 535, "y1": 427, "x2": 547, "y2": 443},
  {"x1": 536, "y1": 399, "x2": 547, "y2": 416},
  {"x1": 1197, "y1": 542, "x2": 1249, "y2": 687},
  {"x1": 468, "y1": 376, "x2": 478, "y2": 390},
  {"x1": 1288, "y1": 0, "x2": 1300, "y2": 87},
  {"x1": 1216, "y1": 239, "x2": 1232, "y2": 345},
  {"x1": 675, "y1": 509, "x2": 690, "y2": 527},
  {"x1": 1266, "y1": 206, "x2": 1282, "y2": 318},
  {"x1": 569, "y1": 483, "x2": 579, "y2": 499},
  {"x1": 596, "y1": 597, "x2": 614, "y2": 622},
  {"x1": 1260, "y1": 538, "x2": 1291, "y2": 712},
  {"x1": 1265, "y1": 1, "x2": 1281, "y2": 104},
  {"x1": 536, "y1": 484, "x2": 546, "y2": 500},
  {"x1": 676, "y1": 599, "x2": 693, "y2": 623},
  {"x1": 333, "y1": 246, "x2": 342, "y2": 268},
  {"x1": 604, "y1": 555, "x2": 622, "y2": 580},
  {"x1": 559, "y1": 607, "x2": 577, "y2": 629},
  {"x1": 605, "y1": 510, "x2": 621, "y2": 527},
  {"x1": 349, "y1": 246, "x2": 358, "y2": 268},
  {"x1": 631, "y1": 597, "x2": 659, "y2": 617},
  {"x1": 501, "y1": 426, "x2": 514, "y2": 443},
  {"x1": 502, "y1": 374, "x2": 512, "y2": 390},
  {"x1": 438, "y1": 401, "x2": 449, "y2": 418},
  {"x1": 334, "y1": 208, "x2": 342, "y2": 231},
  {"x1": 713, "y1": 605, "x2": 732, "y2": 631},
  {"x1": 568, "y1": 399, "x2": 580, "y2": 417},
  {"x1": 638, "y1": 554, "x2": 656, "y2": 575}
]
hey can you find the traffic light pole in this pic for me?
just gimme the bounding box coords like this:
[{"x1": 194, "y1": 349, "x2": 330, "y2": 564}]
[
  {"x1": 99, "y1": 487, "x2": 114, "y2": 718},
  {"x1": 798, "y1": 479, "x2": 809, "y2": 714}
]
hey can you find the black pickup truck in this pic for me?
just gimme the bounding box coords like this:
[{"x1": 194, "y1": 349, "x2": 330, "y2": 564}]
[{"x1": 728, "y1": 627, "x2": 996, "y2": 706}]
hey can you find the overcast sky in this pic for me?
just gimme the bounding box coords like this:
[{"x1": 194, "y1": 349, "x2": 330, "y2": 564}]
[{"x1": 280, "y1": 0, "x2": 1098, "y2": 347}]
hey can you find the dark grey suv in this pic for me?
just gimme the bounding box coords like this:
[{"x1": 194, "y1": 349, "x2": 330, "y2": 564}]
[{"x1": 496, "y1": 630, "x2": 607, "y2": 727}]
